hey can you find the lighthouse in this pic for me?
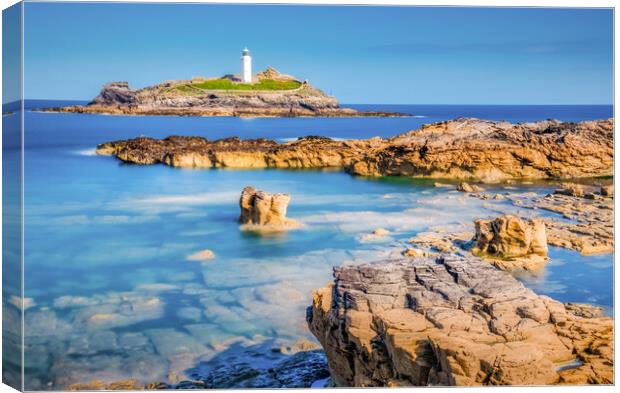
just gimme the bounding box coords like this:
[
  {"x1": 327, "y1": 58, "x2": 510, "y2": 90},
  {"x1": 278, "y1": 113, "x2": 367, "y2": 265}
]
[{"x1": 241, "y1": 48, "x2": 252, "y2": 83}]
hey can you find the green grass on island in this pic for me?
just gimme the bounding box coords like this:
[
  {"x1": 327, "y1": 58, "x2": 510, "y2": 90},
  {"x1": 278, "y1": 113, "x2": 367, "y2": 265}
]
[{"x1": 177, "y1": 78, "x2": 302, "y2": 93}]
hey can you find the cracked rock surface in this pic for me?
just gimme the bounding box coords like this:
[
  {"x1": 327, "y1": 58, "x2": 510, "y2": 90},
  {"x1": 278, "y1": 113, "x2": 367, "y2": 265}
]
[{"x1": 307, "y1": 255, "x2": 613, "y2": 386}]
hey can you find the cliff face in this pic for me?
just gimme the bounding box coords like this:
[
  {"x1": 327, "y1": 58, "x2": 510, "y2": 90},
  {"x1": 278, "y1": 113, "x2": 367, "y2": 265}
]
[
  {"x1": 49, "y1": 68, "x2": 401, "y2": 117},
  {"x1": 306, "y1": 256, "x2": 613, "y2": 386},
  {"x1": 96, "y1": 118, "x2": 613, "y2": 181}
]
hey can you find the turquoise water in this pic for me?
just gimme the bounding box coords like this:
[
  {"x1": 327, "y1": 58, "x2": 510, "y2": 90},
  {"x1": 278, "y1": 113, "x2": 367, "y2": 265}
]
[{"x1": 12, "y1": 104, "x2": 613, "y2": 389}]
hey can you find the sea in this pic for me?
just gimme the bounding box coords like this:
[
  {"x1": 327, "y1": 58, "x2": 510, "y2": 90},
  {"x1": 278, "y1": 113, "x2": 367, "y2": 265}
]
[{"x1": 2, "y1": 102, "x2": 614, "y2": 389}]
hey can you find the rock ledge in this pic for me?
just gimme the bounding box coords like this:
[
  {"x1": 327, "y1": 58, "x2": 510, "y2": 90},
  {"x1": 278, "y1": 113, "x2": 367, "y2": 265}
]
[{"x1": 307, "y1": 255, "x2": 613, "y2": 386}]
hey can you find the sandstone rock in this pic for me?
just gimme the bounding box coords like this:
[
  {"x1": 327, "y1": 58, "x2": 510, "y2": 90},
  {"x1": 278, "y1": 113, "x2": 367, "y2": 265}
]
[
  {"x1": 346, "y1": 118, "x2": 613, "y2": 181},
  {"x1": 510, "y1": 193, "x2": 613, "y2": 255},
  {"x1": 471, "y1": 215, "x2": 548, "y2": 270},
  {"x1": 408, "y1": 231, "x2": 472, "y2": 254},
  {"x1": 493, "y1": 193, "x2": 505, "y2": 200},
  {"x1": 600, "y1": 184, "x2": 613, "y2": 197},
  {"x1": 97, "y1": 118, "x2": 613, "y2": 181},
  {"x1": 433, "y1": 182, "x2": 452, "y2": 188},
  {"x1": 277, "y1": 339, "x2": 322, "y2": 355},
  {"x1": 239, "y1": 186, "x2": 300, "y2": 231},
  {"x1": 456, "y1": 182, "x2": 485, "y2": 193},
  {"x1": 564, "y1": 303, "x2": 605, "y2": 319},
  {"x1": 186, "y1": 249, "x2": 215, "y2": 261},
  {"x1": 402, "y1": 248, "x2": 428, "y2": 258},
  {"x1": 307, "y1": 256, "x2": 613, "y2": 387},
  {"x1": 69, "y1": 379, "x2": 144, "y2": 391},
  {"x1": 554, "y1": 183, "x2": 585, "y2": 198},
  {"x1": 372, "y1": 228, "x2": 390, "y2": 236}
]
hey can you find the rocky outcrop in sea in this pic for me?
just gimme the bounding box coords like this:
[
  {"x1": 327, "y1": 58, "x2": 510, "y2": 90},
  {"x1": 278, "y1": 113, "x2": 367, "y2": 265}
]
[
  {"x1": 307, "y1": 255, "x2": 613, "y2": 386},
  {"x1": 96, "y1": 118, "x2": 613, "y2": 181},
  {"x1": 239, "y1": 186, "x2": 300, "y2": 231},
  {"x1": 44, "y1": 68, "x2": 405, "y2": 118},
  {"x1": 471, "y1": 215, "x2": 548, "y2": 270}
]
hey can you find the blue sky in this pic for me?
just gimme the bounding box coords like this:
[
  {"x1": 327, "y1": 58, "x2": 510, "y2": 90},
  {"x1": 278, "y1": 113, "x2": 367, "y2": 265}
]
[{"x1": 23, "y1": 2, "x2": 613, "y2": 104}]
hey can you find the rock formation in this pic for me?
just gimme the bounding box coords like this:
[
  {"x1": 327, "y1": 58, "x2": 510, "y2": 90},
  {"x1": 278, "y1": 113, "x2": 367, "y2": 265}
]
[
  {"x1": 471, "y1": 215, "x2": 548, "y2": 270},
  {"x1": 600, "y1": 184, "x2": 613, "y2": 197},
  {"x1": 307, "y1": 256, "x2": 613, "y2": 387},
  {"x1": 456, "y1": 182, "x2": 485, "y2": 193},
  {"x1": 239, "y1": 186, "x2": 299, "y2": 230},
  {"x1": 45, "y1": 69, "x2": 404, "y2": 118},
  {"x1": 96, "y1": 118, "x2": 613, "y2": 181},
  {"x1": 510, "y1": 187, "x2": 613, "y2": 255},
  {"x1": 554, "y1": 183, "x2": 585, "y2": 198},
  {"x1": 347, "y1": 118, "x2": 613, "y2": 181}
]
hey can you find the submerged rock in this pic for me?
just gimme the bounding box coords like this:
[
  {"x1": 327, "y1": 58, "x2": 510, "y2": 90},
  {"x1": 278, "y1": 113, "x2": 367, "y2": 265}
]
[
  {"x1": 372, "y1": 227, "x2": 390, "y2": 236},
  {"x1": 182, "y1": 350, "x2": 329, "y2": 389},
  {"x1": 186, "y1": 249, "x2": 215, "y2": 261},
  {"x1": 307, "y1": 256, "x2": 613, "y2": 386},
  {"x1": 239, "y1": 186, "x2": 300, "y2": 231}
]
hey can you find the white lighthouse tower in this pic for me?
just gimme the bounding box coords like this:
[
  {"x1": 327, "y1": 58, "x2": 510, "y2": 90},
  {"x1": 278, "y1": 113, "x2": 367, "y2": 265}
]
[{"x1": 241, "y1": 48, "x2": 252, "y2": 83}]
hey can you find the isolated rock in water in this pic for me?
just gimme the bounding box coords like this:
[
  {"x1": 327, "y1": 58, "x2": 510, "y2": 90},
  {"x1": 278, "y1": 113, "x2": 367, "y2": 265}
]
[
  {"x1": 307, "y1": 256, "x2": 613, "y2": 387},
  {"x1": 600, "y1": 184, "x2": 613, "y2": 197},
  {"x1": 186, "y1": 249, "x2": 215, "y2": 261},
  {"x1": 456, "y1": 182, "x2": 484, "y2": 193},
  {"x1": 51, "y1": 69, "x2": 405, "y2": 118},
  {"x1": 554, "y1": 183, "x2": 585, "y2": 198},
  {"x1": 239, "y1": 186, "x2": 299, "y2": 230},
  {"x1": 472, "y1": 215, "x2": 548, "y2": 257},
  {"x1": 433, "y1": 182, "x2": 452, "y2": 188},
  {"x1": 471, "y1": 215, "x2": 547, "y2": 270},
  {"x1": 372, "y1": 228, "x2": 390, "y2": 236}
]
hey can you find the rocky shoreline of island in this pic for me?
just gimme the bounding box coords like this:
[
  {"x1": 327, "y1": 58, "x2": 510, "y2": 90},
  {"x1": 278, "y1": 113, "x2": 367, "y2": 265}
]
[
  {"x1": 41, "y1": 68, "x2": 410, "y2": 118},
  {"x1": 43, "y1": 103, "x2": 408, "y2": 118}
]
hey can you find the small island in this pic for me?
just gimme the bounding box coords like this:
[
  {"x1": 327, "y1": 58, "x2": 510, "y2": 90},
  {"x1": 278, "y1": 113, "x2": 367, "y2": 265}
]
[{"x1": 46, "y1": 49, "x2": 407, "y2": 118}]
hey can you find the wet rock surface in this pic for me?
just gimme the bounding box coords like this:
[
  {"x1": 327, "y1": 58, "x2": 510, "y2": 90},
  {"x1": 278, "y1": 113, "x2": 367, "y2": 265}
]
[
  {"x1": 68, "y1": 350, "x2": 329, "y2": 390},
  {"x1": 307, "y1": 255, "x2": 613, "y2": 386},
  {"x1": 96, "y1": 118, "x2": 613, "y2": 181}
]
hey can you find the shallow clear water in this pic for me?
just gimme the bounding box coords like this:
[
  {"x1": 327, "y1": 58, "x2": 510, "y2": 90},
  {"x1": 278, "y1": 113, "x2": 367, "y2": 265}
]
[{"x1": 11, "y1": 103, "x2": 613, "y2": 389}]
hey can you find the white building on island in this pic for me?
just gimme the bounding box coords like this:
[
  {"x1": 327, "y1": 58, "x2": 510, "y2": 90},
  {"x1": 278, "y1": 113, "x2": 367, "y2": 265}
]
[{"x1": 241, "y1": 48, "x2": 252, "y2": 83}]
